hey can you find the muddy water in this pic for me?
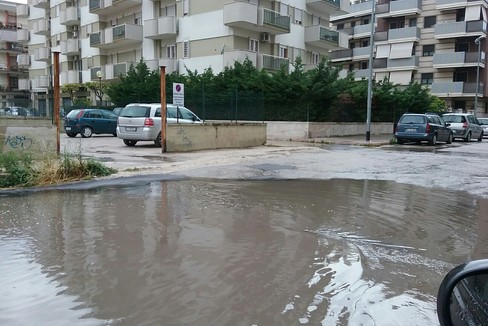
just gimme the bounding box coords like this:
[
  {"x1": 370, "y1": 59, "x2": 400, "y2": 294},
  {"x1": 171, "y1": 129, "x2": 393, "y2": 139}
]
[{"x1": 1, "y1": 179, "x2": 486, "y2": 326}]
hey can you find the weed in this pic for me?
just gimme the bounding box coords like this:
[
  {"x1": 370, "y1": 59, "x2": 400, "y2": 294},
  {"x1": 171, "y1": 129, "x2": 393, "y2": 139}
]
[{"x1": 0, "y1": 151, "x2": 36, "y2": 187}]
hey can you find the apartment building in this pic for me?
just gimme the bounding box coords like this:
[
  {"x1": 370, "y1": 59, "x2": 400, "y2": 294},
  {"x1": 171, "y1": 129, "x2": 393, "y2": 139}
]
[
  {"x1": 330, "y1": 0, "x2": 488, "y2": 116},
  {"x1": 0, "y1": 0, "x2": 28, "y2": 109},
  {"x1": 16, "y1": 0, "x2": 347, "y2": 113}
]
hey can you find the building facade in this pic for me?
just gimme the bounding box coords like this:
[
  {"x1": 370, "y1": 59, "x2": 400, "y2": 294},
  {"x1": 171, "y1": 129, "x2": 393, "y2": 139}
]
[
  {"x1": 0, "y1": 0, "x2": 29, "y2": 110},
  {"x1": 330, "y1": 0, "x2": 488, "y2": 116},
  {"x1": 16, "y1": 0, "x2": 347, "y2": 113}
]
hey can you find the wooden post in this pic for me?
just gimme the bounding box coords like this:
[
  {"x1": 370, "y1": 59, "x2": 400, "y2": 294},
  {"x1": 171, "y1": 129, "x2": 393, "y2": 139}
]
[
  {"x1": 160, "y1": 66, "x2": 167, "y2": 153},
  {"x1": 53, "y1": 52, "x2": 60, "y2": 155}
]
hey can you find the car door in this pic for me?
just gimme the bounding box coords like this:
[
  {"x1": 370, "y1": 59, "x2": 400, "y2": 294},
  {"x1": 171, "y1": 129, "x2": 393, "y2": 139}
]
[
  {"x1": 101, "y1": 110, "x2": 118, "y2": 134},
  {"x1": 436, "y1": 116, "x2": 449, "y2": 141},
  {"x1": 468, "y1": 115, "x2": 482, "y2": 138},
  {"x1": 86, "y1": 110, "x2": 104, "y2": 133}
]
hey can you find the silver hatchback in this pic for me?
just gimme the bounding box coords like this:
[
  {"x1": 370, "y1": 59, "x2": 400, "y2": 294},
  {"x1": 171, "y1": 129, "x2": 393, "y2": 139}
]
[
  {"x1": 116, "y1": 103, "x2": 203, "y2": 147},
  {"x1": 442, "y1": 113, "x2": 484, "y2": 142}
]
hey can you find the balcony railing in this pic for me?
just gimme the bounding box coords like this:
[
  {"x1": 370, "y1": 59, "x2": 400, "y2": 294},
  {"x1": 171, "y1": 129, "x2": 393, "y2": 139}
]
[
  {"x1": 261, "y1": 8, "x2": 290, "y2": 32},
  {"x1": 433, "y1": 51, "x2": 485, "y2": 68},
  {"x1": 144, "y1": 16, "x2": 177, "y2": 40},
  {"x1": 60, "y1": 6, "x2": 79, "y2": 26},
  {"x1": 376, "y1": 0, "x2": 421, "y2": 17},
  {"x1": 259, "y1": 54, "x2": 289, "y2": 71},
  {"x1": 435, "y1": 21, "x2": 487, "y2": 39},
  {"x1": 90, "y1": 32, "x2": 102, "y2": 46},
  {"x1": 17, "y1": 29, "x2": 29, "y2": 43},
  {"x1": 431, "y1": 81, "x2": 482, "y2": 95}
]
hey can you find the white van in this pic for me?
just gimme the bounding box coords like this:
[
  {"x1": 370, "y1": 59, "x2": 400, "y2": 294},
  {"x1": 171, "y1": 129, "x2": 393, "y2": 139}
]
[{"x1": 116, "y1": 103, "x2": 203, "y2": 147}]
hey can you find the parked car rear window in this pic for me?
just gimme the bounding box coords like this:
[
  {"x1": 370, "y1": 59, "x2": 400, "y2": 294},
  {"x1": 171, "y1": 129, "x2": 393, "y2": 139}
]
[
  {"x1": 399, "y1": 115, "x2": 426, "y2": 124},
  {"x1": 66, "y1": 110, "x2": 82, "y2": 118},
  {"x1": 120, "y1": 106, "x2": 151, "y2": 118},
  {"x1": 443, "y1": 115, "x2": 466, "y2": 123}
]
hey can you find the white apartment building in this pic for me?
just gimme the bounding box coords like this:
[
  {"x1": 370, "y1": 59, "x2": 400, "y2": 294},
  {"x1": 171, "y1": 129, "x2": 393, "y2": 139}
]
[
  {"x1": 330, "y1": 0, "x2": 488, "y2": 116},
  {"x1": 16, "y1": 0, "x2": 347, "y2": 113},
  {"x1": 0, "y1": 0, "x2": 28, "y2": 109}
]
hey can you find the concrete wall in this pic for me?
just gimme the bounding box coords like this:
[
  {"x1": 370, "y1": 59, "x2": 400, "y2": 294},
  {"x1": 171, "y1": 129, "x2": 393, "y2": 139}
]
[
  {"x1": 266, "y1": 121, "x2": 394, "y2": 141},
  {"x1": 167, "y1": 123, "x2": 267, "y2": 152},
  {"x1": 0, "y1": 117, "x2": 57, "y2": 153}
]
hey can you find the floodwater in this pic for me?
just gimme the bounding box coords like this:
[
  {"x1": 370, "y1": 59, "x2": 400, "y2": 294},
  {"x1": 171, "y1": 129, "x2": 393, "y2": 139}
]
[{"x1": 1, "y1": 179, "x2": 487, "y2": 326}]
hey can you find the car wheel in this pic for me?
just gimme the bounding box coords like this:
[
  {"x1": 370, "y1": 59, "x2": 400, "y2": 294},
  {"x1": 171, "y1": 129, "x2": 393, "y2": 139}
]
[
  {"x1": 446, "y1": 133, "x2": 453, "y2": 144},
  {"x1": 478, "y1": 132, "x2": 483, "y2": 142},
  {"x1": 123, "y1": 140, "x2": 137, "y2": 147},
  {"x1": 397, "y1": 138, "x2": 404, "y2": 145},
  {"x1": 154, "y1": 133, "x2": 162, "y2": 147},
  {"x1": 429, "y1": 133, "x2": 437, "y2": 146},
  {"x1": 66, "y1": 132, "x2": 77, "y2": 138},
  {"x1": 80, "y1": 126, "x2": 93, "y2": 138},
  {"x1": 113, "y1": 133, "x2": 117, "y2": 137},
  {"x1": 464, "y1": 131, "x2": 471, "y2": 142}
]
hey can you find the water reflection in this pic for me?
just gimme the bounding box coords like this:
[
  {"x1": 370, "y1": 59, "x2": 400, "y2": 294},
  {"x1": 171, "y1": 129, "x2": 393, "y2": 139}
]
[{"x1": 0, "y1": 179, "x2": 485, "y2": 325}]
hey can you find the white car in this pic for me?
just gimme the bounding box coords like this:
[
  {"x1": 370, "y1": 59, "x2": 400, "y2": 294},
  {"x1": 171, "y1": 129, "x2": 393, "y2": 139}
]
[
  {"x1": 116, "y1": 103, "x2": 203, "y2": 147},
  {"x1": 478, "y1": 118, "x2": 488, "y2": 138}
]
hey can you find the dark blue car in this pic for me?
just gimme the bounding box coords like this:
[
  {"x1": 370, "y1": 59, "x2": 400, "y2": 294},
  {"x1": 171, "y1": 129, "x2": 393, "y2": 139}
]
[
  {"x1": 64, "y1": 109, "x2": 118, "y2": 138},
  {"x1": 394, "y1": 113, "x2": 453, "y2": 146}
]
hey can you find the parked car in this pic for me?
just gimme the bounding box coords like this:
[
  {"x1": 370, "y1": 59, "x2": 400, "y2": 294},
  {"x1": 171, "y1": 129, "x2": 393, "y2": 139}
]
[
  {"x1": 64, "y1": 108, "x2": 118, "y2": 138},
  {"x1": 478, "y1": 117, "x2": 488, "y2": 138},
  {"x1": 442, "y1": 113, "x2": 483, "y2": 142},
  {"x1": 394, "y1": 113, "x2": 453, "y2": 145},
  {"x1": 437, "y1": 259, "x2": 488, "y2": 325},
  {"x1": 117, "y1": 103, "x2": 203, "y2": 147}
]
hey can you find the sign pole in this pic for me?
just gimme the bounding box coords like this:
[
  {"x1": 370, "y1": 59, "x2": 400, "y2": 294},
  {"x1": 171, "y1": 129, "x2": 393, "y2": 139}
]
[
  {"x1": 160, "y1": 66, "x2": 167, "y2": 153},
  {"x1": 53, "y1": 51, "x2": 60, "y2": 155}
]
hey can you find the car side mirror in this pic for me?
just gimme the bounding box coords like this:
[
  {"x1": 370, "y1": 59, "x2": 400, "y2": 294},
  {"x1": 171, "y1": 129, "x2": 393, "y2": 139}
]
[{"x1": 437, "y1": 259, "x2": 488, "y2": 326}]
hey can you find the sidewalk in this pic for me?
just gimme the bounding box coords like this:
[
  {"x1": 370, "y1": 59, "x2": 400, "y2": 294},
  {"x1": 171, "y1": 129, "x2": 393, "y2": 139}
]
[{"x1": 268, "y1": 134, "x2": 394, "y2": 147}]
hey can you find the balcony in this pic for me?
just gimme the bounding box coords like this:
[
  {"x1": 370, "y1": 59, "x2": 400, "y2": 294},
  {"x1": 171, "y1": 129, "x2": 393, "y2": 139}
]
[
  {"x1": 18, "y1": 78, "x2": 30, "y2": 90},
  {"x1": 0, "y1": 29, "x2": 17, "y2": 43},
  {"x1": 331, "y1": 1, "x2": 373, "y2": 22},
  {"x1": 60, "y1": 7, "x2": 79, "y2": 26},
  {"x1": 0, "y1": 42, "x2": 27, "y2": 54},
  {"x1": 306, "y1": 0, "x2": 340, "y2": 12},
  {"x1": 32, "y1": 0, "x2": 49, "y2": 10},
  {"x1": 103, "y1": 62, "x2": 135, "y2": 80},
  {"x1": 16, "y1": 4, "x2": 29, "y2": 17},
  {"x1": 91, "y1": 24, "x2": 143, "y2": 49},
  {"x1": 61, "y1": 70, "x2": 82, "y2": 84},
  {"x1": 374, "y1": 56, "x2": 419, "y2": 71},
  {"x1": 17, "y1": 29, "x2": 29, "y2": 42},
  {"x1": 351, "y1": 23, "x2": 373, "y2": 39},
  {"x1": 17, "y1": 53, "x2": 30, "y2": 67},
  {"x1": 433, "y1": 51, "x2": 485, "y2": 69},
  {"x1": 436, "y1": 0, "x2": 471, "y2": 11},
  {"x1": 223, "y1": 50, "x2": 258, "y2": 68},
  {"x1": 224, "y1": 2, "x2": 290, "y2": 35},
  {"x1": 144, "y1": 16, "x2": 177, "y2": 40},
  {"x1": 61, "y1": 39, "x2": 80, "y2": 56},
  {"x1": 89, "y1": 0, "x2": 142, "y2": 15},
  {"x1": 34, "y1": 47, "x2": 50, "y2": 62},
  {"x1": 90, "y1": 32, "x2": 102, "y2": 47},
  {"x1": 305, "y1": 25, "x2": 348, "y2": 50},
  {"x1": 375, "y1": 27, "x2": 420, "y2": 43},
  {"x1": 90, "y1": 67, "x2": 103, "y2": 80},
  {"x1": 435, "y1": 20, "x2": 487, "y2": 39},
  {"x1": 376, "y1": 0, "x2": 421, "y2": 18},
  {"x1": 431, "y1": 81, "x2": 481, "y2": 96},
  {"x1": 258, "y1": 54, "x2": 289, "y2": 71},
  {"x1": 32, "y1": 75, "x2": 51, "y2": 89},
  {"x1": 0, "y1": 63, "x2": 28, "y2": 75},
  {"x1": 33, "y1": 19, "x2": 50, "y2": 36}
]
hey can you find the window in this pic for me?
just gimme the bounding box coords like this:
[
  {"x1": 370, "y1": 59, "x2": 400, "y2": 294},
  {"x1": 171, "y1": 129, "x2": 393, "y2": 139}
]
[
  {"x1": 134, "y1": 13, "x2": 141, "y2": 25},
  {"x1": 421, "y1": 73, "x2": 433, "y2": 84},
  {"x1": 294, "y1": 8, "x2": 302, "y2": 25},
  {"x1": 362, "y1": 39, "x2": 369, "y2": 47},
  {"x1": 409, "y1": 18, "x2": 417, "y2": 27},
  {"x1": 348, "y1": 63, "x2": 354, "y2": 72},
  {"x1": 361, "y1": 61, "x2": 368, "y2": 69},
  {"x1": 183, "y1": 40, "x2": 189, "y2": 58},
  {"x1": 166, "y1": 45, "x2": 175, "y2": 59},
  {"x1": 249, "y1": 38, "x2": 258, "y2": 52},
  {"x1": 424, "y1": 16, "x2": 436, "y2": 28},
  {"x1": 423, "y1": 45, "x2": 435, "y2": 56},
  {"x1": 312, "y1": 52, "x2": 320, "y2": 65},
  {"x1": 279, "y1": 45, "x2": 288, "y2": 58},
  {"x1": 337, "y1": 23, "x2": 344, "y2": 30},
  {"x1": 280, "y1": 3, "x2": 289, "y2": 15},
  {"x1": 390, "y1": 20, "x2": 405, "y2": 29},
  {"x1": 455, "y1": 71, "x2": 468, "y2": 82},
  {"x1": 456, "y1": 8, "x2": 465, "y2": 22},
  {"x1": 362, "y1": 17, "x2": 370, "y2": 25},
  {"x1": 456, "y1": 42, "x2": 469, "y2": 52},
  {"x1": 351, "y1": 21, "x2": 356, "y2": 27}
]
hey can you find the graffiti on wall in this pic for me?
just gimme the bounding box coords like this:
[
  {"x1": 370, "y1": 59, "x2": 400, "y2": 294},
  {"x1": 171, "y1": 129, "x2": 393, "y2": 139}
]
[{"x1": 4, "y1": 135, "x2": 33, "y2": 150}]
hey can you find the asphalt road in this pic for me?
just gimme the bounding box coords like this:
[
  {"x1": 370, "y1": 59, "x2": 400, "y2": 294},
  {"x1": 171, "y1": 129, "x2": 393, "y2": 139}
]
[{"x1": 61, "y1": 134, "x2": 488, "y2": 198}]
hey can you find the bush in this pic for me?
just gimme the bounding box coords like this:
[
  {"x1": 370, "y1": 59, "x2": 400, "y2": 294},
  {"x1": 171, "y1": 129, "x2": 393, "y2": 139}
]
[{"x1": 0, "y1": 151, "x2": 36, "y2": 187}]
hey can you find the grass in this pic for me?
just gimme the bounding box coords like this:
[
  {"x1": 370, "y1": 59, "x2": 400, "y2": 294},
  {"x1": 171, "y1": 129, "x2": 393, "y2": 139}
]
[{"x1": 0, "y1": 151, "x2": 117, "y2": 189}]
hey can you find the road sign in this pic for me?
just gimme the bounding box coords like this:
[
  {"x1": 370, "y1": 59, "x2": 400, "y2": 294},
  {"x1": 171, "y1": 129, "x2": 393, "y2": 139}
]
[{"x1": 173, "y1": 83, "x2": 184, "y2": 106}]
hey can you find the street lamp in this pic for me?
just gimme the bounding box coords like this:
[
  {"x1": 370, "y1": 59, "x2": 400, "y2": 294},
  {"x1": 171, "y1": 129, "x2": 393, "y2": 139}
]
[
  {"x1": 96, "y1": 70, "x2": 103, "y2": 106},
  {"x1": 474, "y1": 34, "x2": 485, "y2": 117}
]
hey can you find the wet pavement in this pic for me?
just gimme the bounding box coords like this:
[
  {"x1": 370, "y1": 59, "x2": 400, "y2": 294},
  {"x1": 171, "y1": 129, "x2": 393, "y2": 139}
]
[{"x1": 2, "y1": 179, "x2": 486, "y2": 325}]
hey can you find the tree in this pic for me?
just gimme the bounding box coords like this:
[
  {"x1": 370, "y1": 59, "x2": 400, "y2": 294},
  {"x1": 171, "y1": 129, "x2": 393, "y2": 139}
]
[
  {"x1": 61, "y1": 83, "x2": 84, "y2": 105},
  {"x1": 105, "y1": 58, "x2": 161, "y2": 106},
  {"x1": 84, "y1": 81, "x2": 104, "y2": 106}
]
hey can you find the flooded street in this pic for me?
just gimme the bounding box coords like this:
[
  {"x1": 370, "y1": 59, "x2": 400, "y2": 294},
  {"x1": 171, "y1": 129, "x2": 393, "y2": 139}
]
[{"x1": 1, "y1": 179, "x2": 487, "y2": 325}]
